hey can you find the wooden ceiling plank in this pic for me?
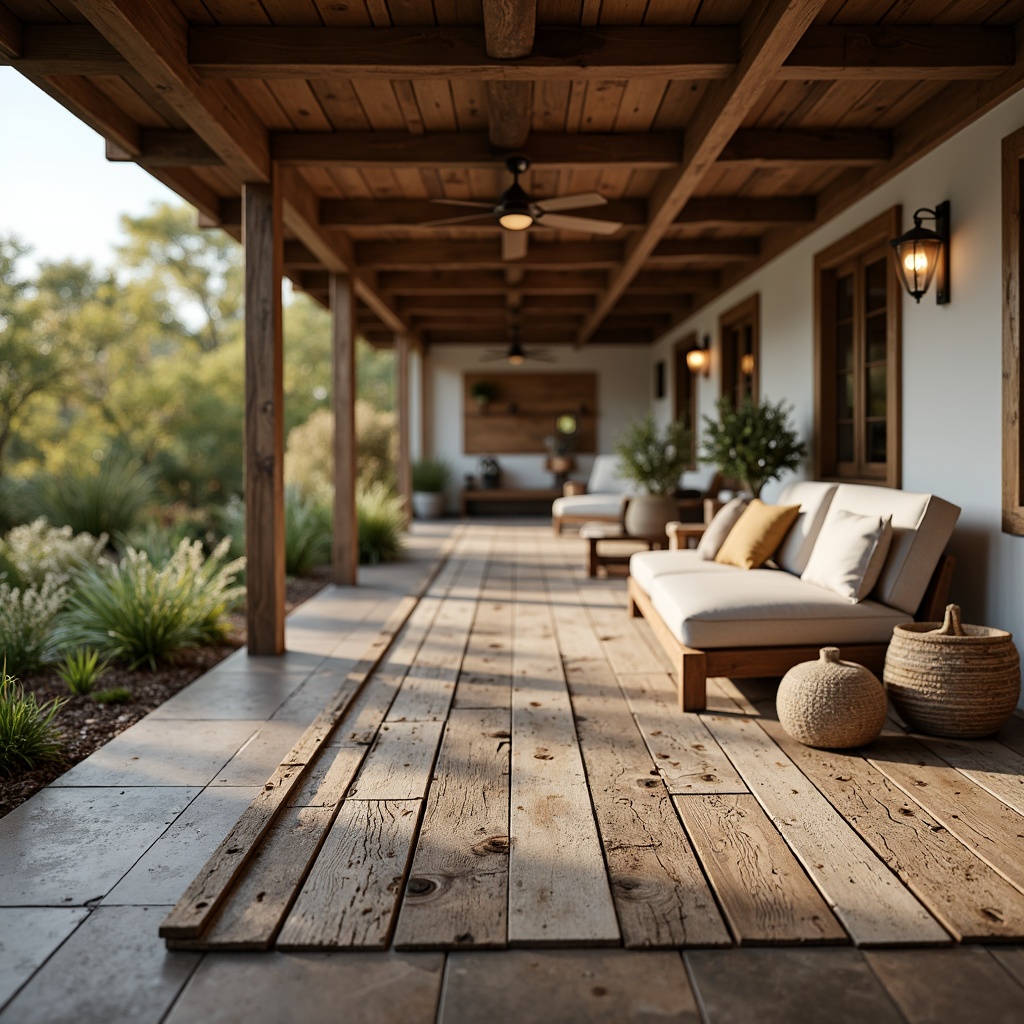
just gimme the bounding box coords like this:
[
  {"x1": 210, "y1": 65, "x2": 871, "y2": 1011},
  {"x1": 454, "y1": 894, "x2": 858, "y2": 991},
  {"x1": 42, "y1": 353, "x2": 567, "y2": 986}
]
[
  {"x1": 0, "y1": 3, "x2": 23, "y2": 58},
  {"x1": 356, "y1": 238, "x2": 622, "y2": 268},
  {"x1": 576, "y1": 0, "x2": 830, "y2": 346},
  {"x1": 678, "y1": 195, "x2": 815, "y2": 222},
  {"x1": 378, "y1": 268, "x2": 608, "y2": 293},
  {"x1": 10, "y1": 22, "x2": 128, "y2": 71},
  {"x1": 719, "y1": 126, "x2": 892, "y2": 164},
  {"x1": 69, "y1": 0, "x2": 269, "y2": 182}
]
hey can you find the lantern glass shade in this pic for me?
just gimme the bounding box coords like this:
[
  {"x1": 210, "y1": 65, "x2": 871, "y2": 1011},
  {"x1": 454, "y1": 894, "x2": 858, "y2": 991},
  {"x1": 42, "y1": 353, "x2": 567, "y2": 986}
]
[
  {"x1": 686, "y1": 347, "x2": 710, "y2": 375},
  {"x1": 892, "y1": 228, "x2": 943, "y2": 303},
  {"x1": 740, "y1": 352, "x2": 756, "y2": 376}
]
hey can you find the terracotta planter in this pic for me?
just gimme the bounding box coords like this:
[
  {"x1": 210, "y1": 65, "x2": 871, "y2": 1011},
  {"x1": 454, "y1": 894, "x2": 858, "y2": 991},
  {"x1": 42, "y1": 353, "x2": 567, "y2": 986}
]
[{"x1": 623, "y1": 494, "x2": 677, "y2": 539}]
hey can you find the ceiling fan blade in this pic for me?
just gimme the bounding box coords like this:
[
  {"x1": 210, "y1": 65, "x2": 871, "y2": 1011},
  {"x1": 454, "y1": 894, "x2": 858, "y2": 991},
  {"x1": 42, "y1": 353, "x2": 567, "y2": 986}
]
[
  {"x1": 429, "y1": 198, "x2": 494, "y2": 209},
  {"x1": 539, "y1": 212, "x2": 623, "y2": 235},
  {"x1": 502, "y1": 230, "x2": 529, "y2": 261},
  {"x1": 421, "y1": 213, "x2": 494, "y2": 227},
  {"x1": 534, "y1": 192, "x2": 608, "y2": 213},
  {"x1": 524, "y1": 351, "x2": 557, "y2": 363}
]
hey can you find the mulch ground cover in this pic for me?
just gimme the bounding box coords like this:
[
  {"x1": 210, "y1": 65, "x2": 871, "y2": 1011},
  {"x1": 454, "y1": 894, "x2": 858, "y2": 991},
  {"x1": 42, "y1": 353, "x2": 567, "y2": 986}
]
[{"x1": 1, "y1": 575, "x2": 326, "y2": 820}]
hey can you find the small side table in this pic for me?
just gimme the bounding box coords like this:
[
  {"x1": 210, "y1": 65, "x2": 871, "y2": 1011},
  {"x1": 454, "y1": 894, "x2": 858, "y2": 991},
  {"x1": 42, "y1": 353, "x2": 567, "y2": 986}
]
[{"x1": 579, "y1": 522, "x2": 667, "y2": 577}]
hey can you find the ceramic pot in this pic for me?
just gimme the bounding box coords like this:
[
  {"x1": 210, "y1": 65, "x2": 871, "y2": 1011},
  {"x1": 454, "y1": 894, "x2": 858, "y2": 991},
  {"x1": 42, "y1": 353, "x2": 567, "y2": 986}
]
[
  {"x1": 623, "y1": 494, "x2": 677, "y2": 539},
  {"x1": 411, "y1": 492, "x2": 445, "y2": 519}
]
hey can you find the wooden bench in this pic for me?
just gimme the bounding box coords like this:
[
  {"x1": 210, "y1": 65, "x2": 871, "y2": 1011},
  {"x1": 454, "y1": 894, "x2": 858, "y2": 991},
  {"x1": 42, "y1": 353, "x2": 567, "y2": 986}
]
[
  {"x1": 579, "y1": 522, "x2": 667, "y2": 577},
  {"x1": 460, "y1": 487, "x2": 562, "y2": 517}
]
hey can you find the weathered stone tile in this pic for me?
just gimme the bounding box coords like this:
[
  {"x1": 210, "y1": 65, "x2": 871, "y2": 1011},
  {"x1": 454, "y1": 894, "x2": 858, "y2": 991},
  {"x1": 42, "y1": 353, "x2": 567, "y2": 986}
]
[
  {"x1": 0, "y1": 787, "x2": 199, "y2": 906},
  {"x1": 50, "y1": 719, "x2": 259, "y2": 787},
  {"x1": 0, "y1": 907, "x2": 199, "y2": 1024},
  {"x1": 207, "y1": 720, "x2": 308, "y2": 786},
  {"x1": 102, "y1": 787, "x2": 261, "y2": 906},
  {"x1": 164, "y1": 951, "x2": 444, "y2": 1024},
  {"x1": 0, "y1": 907, "x2": 89, "y2": 1009},
  {"x1": 148, "y1": 671, "x2": 311, "y2": 720}
]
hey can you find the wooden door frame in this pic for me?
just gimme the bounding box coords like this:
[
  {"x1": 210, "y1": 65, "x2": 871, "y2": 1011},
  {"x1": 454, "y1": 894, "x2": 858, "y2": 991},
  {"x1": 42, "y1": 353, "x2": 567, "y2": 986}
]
[
  {"x1": 719, "y1": 294, "x2": 760, "y2": 404},
  {"x1": 1003, "y1": 124, "x2": 1024, "y2": 534},
  {"x1": 674, "y1": 332, "x2": 698, "y2": 468}
]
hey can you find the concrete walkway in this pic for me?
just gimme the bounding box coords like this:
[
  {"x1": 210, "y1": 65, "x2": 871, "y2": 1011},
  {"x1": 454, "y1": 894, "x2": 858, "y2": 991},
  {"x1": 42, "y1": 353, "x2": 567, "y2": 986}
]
[{"x1": 0, "y1": 525, "x2": 453, "y2": 1024}]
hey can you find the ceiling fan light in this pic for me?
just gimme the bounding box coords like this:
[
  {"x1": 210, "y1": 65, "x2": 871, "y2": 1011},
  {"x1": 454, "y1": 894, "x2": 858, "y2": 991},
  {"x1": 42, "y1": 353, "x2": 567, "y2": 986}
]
[
  {"x1": 507, "y1": 352, "x2": 525, "y2": 365},
  {"x1": 499, "y1": 211, "x2": 533, "y2": 231}
]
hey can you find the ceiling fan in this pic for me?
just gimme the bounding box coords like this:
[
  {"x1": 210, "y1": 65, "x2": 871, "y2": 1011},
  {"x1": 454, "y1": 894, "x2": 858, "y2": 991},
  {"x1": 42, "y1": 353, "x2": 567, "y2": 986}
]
[
  {"x1": 480, "y1": 324, "x2": 555, "y2": 365},
  {"x1": 426, "y1": 155, "x2": 623, "y2": 260}
]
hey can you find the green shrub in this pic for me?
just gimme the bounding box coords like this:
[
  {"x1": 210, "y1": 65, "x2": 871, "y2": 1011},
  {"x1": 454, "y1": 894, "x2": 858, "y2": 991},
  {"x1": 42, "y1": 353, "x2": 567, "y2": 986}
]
[
  {"x1": 412, "y1": 458, "x2": 451, "y2": 493},
  {"x1": 615, "y1": 415, "x2": 692, "y2": 495},
  {"x1": 57, "y1": 538, "x2": 245, "y2": 669},
  {"x1": 0, "y1": 577, "x2": 67, "y2": 676},
  {"x1": 93, "y1": 687, "x2": 131, "y2": 705},
  {"x1": 216, "y1": 494, "x2": 246, "y2": 563},
  {"x1": 20, "y1": 454, "x2": 157, "y2": 537},
  {"x1": 0, "y1": 663, "x2": 65, "y2": 776},
  {"x1": 357, "y1": 483, "x2": 405, "y2": 566},
  {"x1": 56, "y1": 647, "x2": 108, "y2": 695},
  {"x1": 285, "y1": 486, "x2": 331, "y2": 576},
  {"x1": 115, "y1": 517, "x2": 202, "y2": 567},
  {"x1": 1, "y1": 518, "x2": 107, "y2": 588}
]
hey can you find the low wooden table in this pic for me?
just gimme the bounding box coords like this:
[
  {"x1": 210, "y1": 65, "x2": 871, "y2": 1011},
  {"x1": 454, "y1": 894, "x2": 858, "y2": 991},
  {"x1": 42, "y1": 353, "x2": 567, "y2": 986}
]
[
  {"x1": 579, "y1": 522, "x2": 668, "y2": 577},
  {"x1": 460, "y1": 487, "x2": 562, "y2": 517}
]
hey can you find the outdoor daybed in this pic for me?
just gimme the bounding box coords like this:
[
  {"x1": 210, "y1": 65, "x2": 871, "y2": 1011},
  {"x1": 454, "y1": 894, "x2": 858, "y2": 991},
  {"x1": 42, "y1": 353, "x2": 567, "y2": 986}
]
[
  {"x1": 627, "y1": 480, "x2": 960, "y2": 712},
  {"x1": 551, "y1": 455, "x2": 720, "y2": 534}
]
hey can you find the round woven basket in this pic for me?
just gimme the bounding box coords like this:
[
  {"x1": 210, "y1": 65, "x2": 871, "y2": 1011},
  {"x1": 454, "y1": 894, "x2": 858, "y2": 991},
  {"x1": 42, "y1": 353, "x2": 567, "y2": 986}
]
[
  {"x1": 777, "y1": 647, "x2": 888, "y2": 749},
  {"x1": 884, "y1": 604, "x2": 1021, "y2": 738}
]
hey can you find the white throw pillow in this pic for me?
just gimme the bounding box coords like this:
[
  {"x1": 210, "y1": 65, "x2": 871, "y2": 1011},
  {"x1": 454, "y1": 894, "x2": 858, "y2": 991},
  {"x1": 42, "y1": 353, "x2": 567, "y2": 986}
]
[
  {"x1": 697, "y1": 497, "x2": 750, "y2": 561},
  {"x1": 801, "y1": 509, "x2": 894, "y2": 603}
]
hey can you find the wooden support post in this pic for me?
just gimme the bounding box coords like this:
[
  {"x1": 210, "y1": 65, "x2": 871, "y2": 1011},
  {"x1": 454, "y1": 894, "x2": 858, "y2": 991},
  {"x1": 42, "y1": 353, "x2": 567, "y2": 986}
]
[
  {"x1": 331, "y1": 272, "x2": 358, "y2": 586},
  {"x1": 395, "y1": 333, "x2": 412, "y2": 527},
  {"x1": 420, "y1": 346, "x2": 433, "y2": 458},
  {"x1": 243, "y1": 181, "x2": 285, "y2": 655},
  {"x1": 483, "y1": 0, "x2": 535, "y2": 150}
]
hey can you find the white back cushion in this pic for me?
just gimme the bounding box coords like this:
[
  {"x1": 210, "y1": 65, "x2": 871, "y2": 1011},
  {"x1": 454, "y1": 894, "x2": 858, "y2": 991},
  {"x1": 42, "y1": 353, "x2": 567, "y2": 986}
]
[
  {"x1": 588, "y1": 455, "x2": 633, "y2": 494},
  {"x1": 774, "y1": 481, "x2": 839, "y2": 575},
  {"x1": 823, "y1": 484, "x2": 960, "y2": 614},
  {"x1": 681, "y1": 466, "x2": 718, "y2": 494}
]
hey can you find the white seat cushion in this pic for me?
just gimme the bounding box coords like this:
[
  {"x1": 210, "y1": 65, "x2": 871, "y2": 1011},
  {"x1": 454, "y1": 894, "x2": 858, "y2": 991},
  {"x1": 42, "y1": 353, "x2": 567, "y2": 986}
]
[
  {"x1": 552, "y1": 493, "x2": 626, "y2": 520},
  {"x1": 649, "y1": 568, "x2": 908, "y2": 649},
  {"x1": 629, "y1": 549, "x2": 737, "y2": 594}
]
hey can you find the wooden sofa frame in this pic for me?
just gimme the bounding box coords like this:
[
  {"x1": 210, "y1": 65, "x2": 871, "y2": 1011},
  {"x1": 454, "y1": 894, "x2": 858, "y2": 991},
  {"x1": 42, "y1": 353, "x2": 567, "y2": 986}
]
[{"x1": 627, "y1": 553, "x2": 956, "y2": 713}]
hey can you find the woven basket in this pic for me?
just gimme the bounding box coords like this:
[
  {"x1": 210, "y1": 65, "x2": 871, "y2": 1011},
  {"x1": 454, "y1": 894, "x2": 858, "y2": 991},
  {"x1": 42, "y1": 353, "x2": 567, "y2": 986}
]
[
  {"x1": 777, "y1": 647, "x2": 888, "y2": 749},
  {"x1": 884, "y1": 604, "x2": 1021, "y2": 738}
]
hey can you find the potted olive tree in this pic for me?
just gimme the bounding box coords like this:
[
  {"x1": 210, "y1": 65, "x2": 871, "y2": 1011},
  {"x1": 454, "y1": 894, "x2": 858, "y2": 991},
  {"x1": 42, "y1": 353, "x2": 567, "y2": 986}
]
[
  {"x1": 700, "y1": 396, "x2": 806, "y2": 498},
  {"x1": 411, "y1": 457, "x2": 452, "y2": 519},
  {"x1": 614, "y1": 415, "x2": 692, "y2": 538}
]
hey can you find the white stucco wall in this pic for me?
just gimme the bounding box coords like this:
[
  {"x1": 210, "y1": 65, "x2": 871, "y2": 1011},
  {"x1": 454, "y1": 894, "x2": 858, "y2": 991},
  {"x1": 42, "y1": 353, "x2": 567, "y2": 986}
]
[
  {"x1": 416, "y1": 343, "x2": 650, "y2": 511},
  {"x1": 651, "y1": 88, "x2": 1024, "y2": 676}
]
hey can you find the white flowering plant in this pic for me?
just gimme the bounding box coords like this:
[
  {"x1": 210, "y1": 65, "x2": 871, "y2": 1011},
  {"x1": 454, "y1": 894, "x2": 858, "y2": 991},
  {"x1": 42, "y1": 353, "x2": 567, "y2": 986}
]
[
  {"x1": 0, "y1": 576, "x2": 69, "y2": 676},
  {"x1": 0, "y1": 518, "x2": 107, "y2": 589},
  {"x1": 700, "y1": 396, "x2": 806, "y2": 498},
  {"x1": 614, "y1": 416, "x2": 692, "y2": 495}
]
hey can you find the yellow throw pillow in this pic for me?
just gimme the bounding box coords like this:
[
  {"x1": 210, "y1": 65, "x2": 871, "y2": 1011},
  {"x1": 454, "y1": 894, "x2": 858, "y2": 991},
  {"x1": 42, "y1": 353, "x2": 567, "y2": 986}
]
[{"x1": 713, "y1": 499, "x2": 801, "y2": 570}]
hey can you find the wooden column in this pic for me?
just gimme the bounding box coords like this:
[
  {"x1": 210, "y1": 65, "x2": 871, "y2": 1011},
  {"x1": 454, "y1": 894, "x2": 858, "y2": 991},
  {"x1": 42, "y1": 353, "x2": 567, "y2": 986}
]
[
  {"x1": 395, "y1": 333, "x2": 412, "y2": 526},
  {"x1": 420, "y1": 346, "x2": 433, "y2": 458},
  {"x1": 331, "y1": 272, "x2": 358, "y2": 585},
  {"x1": 243, "y1": 181, "x2": 285, "y2": 655}
]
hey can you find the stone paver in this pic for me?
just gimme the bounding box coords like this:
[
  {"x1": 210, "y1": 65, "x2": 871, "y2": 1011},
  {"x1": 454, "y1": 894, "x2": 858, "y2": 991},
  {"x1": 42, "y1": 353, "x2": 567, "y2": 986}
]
[
  {"x1": 50, "y1": 719, "x2": 259, "y2": 787},
  {"x1": 147, "y1": 670, "x2": 312, "y2": 720},
  {"x1": 0, "y1": 907, "x2": 89, "y2": 1009},
  {"x1": 207, "y1": 719, "x2": 308, "y2": 786},
  {"x1": 102, "y1": 786, "x2": 261, "y2": 906},
  {"x1": 0, "y1": 907, "x2": 200, "y2": 1024},
  {"x1": 0, "y1": 787, "x2": 200, "y2": 905},
  {"x1": 164, "y1": 951, "x2": 444, "y2": 1024}
]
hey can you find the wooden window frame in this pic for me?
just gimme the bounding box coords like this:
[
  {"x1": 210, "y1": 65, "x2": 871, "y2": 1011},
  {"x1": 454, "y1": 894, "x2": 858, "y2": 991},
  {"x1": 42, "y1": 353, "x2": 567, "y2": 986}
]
[
  {"x1": 674, "y1": 332, "x2": 698, "y2": 468},
  {"x1": 719, "y1": 294, "x2": 760, "y2": 405},
  {"x1": 814, "y1": 207, "x2": 902, "y2": 489},
  {"x1": 1003, "y1": 125, "x2": 1024, "y2": 534}
]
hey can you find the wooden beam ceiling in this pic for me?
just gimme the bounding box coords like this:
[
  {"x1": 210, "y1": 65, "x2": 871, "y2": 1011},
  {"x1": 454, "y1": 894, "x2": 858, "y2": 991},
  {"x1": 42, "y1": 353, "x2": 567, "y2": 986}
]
[
  {"x1": 576, "y1": 0, "x2": 830, "y2": 346},
  {"x1": 482, "y1": 0, "x2": 535, "y2": 150}
]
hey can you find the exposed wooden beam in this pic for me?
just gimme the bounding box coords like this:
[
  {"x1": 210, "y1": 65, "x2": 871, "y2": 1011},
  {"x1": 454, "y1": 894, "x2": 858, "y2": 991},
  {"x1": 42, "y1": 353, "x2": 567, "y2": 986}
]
[
  {"x1": 356, "y1": 239, "x2": 623, "y2": 270},
  {"x1": 483, "y1": 0, "x2": 535, "y2": 151},
  {"x1": 378, "y1": 269, "x2": 608, "y2": 294},
  {"x1": 7, "y1": 23, "x2": 128, "y2": 73},
  {"x1": 577, "y1": 0, "x2": 829, "y2": 346},
  {"x1": 70, "y1": 0, "x2": 269, "y2": 182},
  {"x1": 677, "y1": 196, "x2": 815, "y2": 224},
  {"x1": 27, "y1": 72, "x2": 140, "y2": 156},
  {"x1": 272, "y1": 131, "x2": 681, "y2": 168},
  {"x1": 243, "y1": 180, "x2": 285, "y2": 655},
  {"x1": 182, "y1": 25, "x2": 1011, "y2": 82},
  {"x1": 719, "y1": 128, "x2": 891, "y2": 166},
  {"x1": 104, "y1": 128, "x2": 222, "y2": 167},
  {"x1": 780, "y1": 25, "x2": 1014, "y2": 81},
  {"x1": 649, "y1": 238, "x2": 760, "y2": 263},
  {"x1": 397, "y1": 294, "x2": 595, "y2": 314},
  {"x1": 0, "y1": 4, "x2": 21, "y2": 59},
  {"x1": 630, "y1": 270, "x2": 721, "y2": 293}
]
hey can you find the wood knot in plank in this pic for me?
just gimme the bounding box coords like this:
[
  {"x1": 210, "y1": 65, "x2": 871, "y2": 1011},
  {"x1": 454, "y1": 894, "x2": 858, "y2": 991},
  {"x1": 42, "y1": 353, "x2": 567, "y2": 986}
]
[
  {"x1": 406, "y1": 876, "x2": 438, "y2": 897},
  {"x1": 472, "y1": 835, "x2": 510, "y2": 856}
]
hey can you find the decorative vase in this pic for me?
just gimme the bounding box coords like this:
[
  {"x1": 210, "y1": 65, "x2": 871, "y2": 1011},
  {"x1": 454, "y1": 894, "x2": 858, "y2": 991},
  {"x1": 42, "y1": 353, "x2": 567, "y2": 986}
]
[
  {"x1": 777, "y1": 647, "x2": 888, "y2": 749},
  {"x1": 884, "y1": 604, "x2": 1021, "y2": 738},
  {"x1": 623, "y1": 494, "x2": 678, "y2": 540},
  {"x1": 411, "y1": 492, "x2": 445, "y2": 519}
]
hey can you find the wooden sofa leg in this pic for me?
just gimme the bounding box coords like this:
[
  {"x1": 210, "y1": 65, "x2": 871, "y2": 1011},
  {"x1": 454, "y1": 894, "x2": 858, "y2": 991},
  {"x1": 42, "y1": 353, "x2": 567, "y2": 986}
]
[
  {"x1": 552, "y1": 515, "x2": 562, "y2": 536},
  {"x1": 678, "y1": 649, "x2": 707, "y2": 712},
  {"x1": 627, "y1": 592, "x2": 641, "y2": 617}
]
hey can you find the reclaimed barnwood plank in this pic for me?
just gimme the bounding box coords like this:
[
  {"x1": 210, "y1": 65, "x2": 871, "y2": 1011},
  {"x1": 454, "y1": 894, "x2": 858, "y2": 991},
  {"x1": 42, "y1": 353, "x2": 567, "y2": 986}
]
[
  {"x1": 759, "y1": 718, "x2": 1024, "y2": 942},
  {"x1": 507, "y1": 541, "x2": 619, "y2": 946},
  {"x1": 703, "y1": 713, "x2": 948, "y2": 945},
  {"x1": 286, "y1": 744, "x2": 367, "y2": 808},
  {"x1": 392, "y1": 709, "x2": 511, "y2": 950},
  {"x1": 675, "y1": 793, "x2": 846, "y2": 945},
  {"x1": 916, "y1": 734, "x2": 1024, "y2": 817},
  {"x1": 347, "y1": 720, "x2": 446, "y2": 800},
  {"x1": 276, "y1": 799, "x2": 421, "y2": 950}
]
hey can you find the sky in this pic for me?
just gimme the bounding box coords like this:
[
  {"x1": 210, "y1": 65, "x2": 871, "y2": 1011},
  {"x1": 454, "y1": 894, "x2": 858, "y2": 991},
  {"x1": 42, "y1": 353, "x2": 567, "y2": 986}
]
[{"x1": 0, "y1": 67, "x2": 178, "y2": 271}]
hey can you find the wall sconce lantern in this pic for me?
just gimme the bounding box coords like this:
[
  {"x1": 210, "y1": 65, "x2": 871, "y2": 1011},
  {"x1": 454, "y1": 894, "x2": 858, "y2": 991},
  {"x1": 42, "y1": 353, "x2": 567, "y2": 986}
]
[
  {"x1": 889, "y1": 201, "x2": 950, "y2": 304},
  {"x1": 686, "y1": 335, "x2": 711, "y2": 377},
  {"x1": 740, "y1": 352, "x2": 756, "y2": 377}
]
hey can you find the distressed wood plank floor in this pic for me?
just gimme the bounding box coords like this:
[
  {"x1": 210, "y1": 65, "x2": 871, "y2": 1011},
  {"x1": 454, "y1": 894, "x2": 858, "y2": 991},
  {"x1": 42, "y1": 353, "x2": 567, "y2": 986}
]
[{"x1": 165, "y1": 524, "x2": 1024, "y2": 953}]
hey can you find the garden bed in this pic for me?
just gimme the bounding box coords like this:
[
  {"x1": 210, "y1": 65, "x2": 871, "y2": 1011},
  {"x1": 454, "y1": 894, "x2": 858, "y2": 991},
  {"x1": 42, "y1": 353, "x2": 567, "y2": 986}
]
[{"x1": 0, "y1": 575, "x2": 326, "y2": 820}]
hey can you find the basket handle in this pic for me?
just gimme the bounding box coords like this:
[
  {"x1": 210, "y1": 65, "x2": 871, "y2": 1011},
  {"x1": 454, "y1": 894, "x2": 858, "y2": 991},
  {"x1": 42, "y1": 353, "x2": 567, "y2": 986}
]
[{"x1": 932, "y1": 603, "x2": 965, "y2": 637}]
